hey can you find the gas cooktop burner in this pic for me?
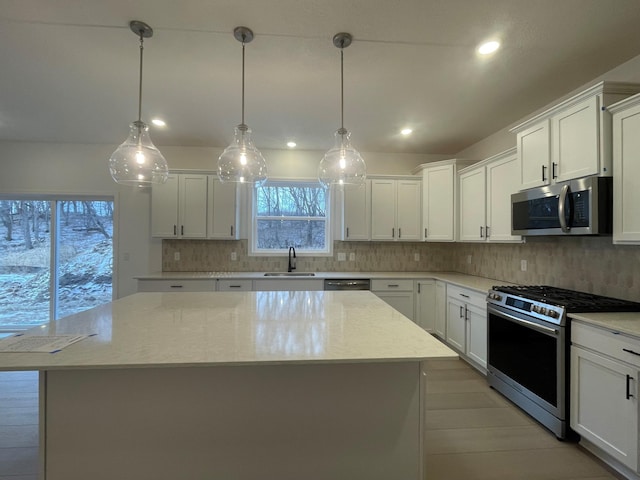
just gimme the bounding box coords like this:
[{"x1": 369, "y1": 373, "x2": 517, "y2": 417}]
[{"x1": 491, "y1": 285, "x2": 640, "y2": 313}]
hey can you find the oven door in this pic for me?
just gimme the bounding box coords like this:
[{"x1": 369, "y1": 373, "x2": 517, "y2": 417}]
[{"x1": 487, "y1": 303, "x2": 566, "y2": 419}]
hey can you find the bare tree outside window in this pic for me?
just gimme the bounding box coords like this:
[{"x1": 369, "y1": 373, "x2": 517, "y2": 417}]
[{"x1": 253, "y1": 182, "x2": 330, "y2": 253}]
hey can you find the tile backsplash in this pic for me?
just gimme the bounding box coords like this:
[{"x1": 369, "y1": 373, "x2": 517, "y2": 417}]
[{"x1": 162, "y1": 237, "x2": 640, "y2": 302}]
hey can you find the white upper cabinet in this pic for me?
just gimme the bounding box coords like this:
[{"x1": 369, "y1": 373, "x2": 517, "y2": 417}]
[
  {"x1": 370, "y1": 177, "x2": 421, "y2": 241},
  {"x1": 458, "y1": 149, "x2": 522, "y2": 243},
  {"x1": 610, "y1": 93, "x2": 640, "y2": 244},
  {"x1": 339, "y1": 181, "x2": 371, "y2": 241},
  {"x1": 151, "y1": 173, "x2": 208, "y2": 238},
  {"x1": 511, "y1": 81, "x2": 640, "y2": 191},
  {"x1": 414, "y1": 159, "x2": 472, "y2": 241},
  {"x1": 207, "y1": 176, "x2": 239, "y2": 239}
]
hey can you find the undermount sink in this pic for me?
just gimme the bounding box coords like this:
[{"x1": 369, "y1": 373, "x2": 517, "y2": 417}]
[{"x1": 263, "y1": 272, "x2": 316, "y2": 277}]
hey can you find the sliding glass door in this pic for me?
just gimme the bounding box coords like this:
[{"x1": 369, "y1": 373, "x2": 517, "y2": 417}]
[{"x1": 0, "y1": 198, "x2": 113, "y2": 331}]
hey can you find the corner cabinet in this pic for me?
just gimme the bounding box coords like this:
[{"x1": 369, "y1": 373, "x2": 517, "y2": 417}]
[
  {"x1": 458, "y1": 148, "x2": 522, "y2": 243},
  {"x1": 610, "y1": 93, "x2": 640, "y2": 244},
  {"x1": 414, "y1": 159, "x2": 472, "y2": 241},
  {"x1": 339, "y1": 181, "x2": 371, "y2": 241},
  {"x1": 370, "y1": 178, "x2": 421, "y2": 241},
  {"x1": 151, "y1": 174, "x2": 208, "y2": 238},
  {"x1": 446, "y1": 284, "x2": 487, "y2": 371},
  {"x1": 511, "y1": 81, "x2": 640, "y2": 190},
  {"x1": 371, "y1": 279, "x2": 415, "y2": 320},
  {"x1": 571, "y1": 322, "x2": 639, "y2": 477}
]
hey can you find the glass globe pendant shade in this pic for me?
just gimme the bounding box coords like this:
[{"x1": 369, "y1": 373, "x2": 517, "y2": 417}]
[
  {"x1": 218, "y1": 124, "x2": 267, "y2": 185},
  {"x1": 318, "y1": 128, "x2": 366, "y2": 188},
  {"x1": 109, "y1": 120, "x2": 169, "y2": 187}
]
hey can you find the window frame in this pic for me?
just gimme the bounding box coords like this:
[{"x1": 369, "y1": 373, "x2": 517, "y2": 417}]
[{"x1": 249, "y1": 179, "x2": 333, "y2": 257}]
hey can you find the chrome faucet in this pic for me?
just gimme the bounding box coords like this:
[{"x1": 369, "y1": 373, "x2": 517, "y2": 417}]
[{"x1": 288, "y1": 246, "x2": 297, "y2": 272}]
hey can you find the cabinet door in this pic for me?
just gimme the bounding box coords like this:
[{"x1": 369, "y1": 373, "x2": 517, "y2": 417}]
[
  {"x1": 486, "y1": 152, "x2": 522, "y2": 242},
  {"x1": 446, "y1": 296, "x2": 466, "y2": 353},
  {"x1": 518, "y1": 120, "x2": 550, "y2": 189},
  {"x1": 571, "y1": 346, "x2": 638, "y2": 471},
  {"x1": 342, "y1": 182, "x2": 370, "y2": 241},
  {"x1": 179, "y1": 174, "x2": 208, "y2": 238},
  {"x1": 151, "y1": 174, "x2": 179, "y2": 237},
  {"x1": 396, "y1": 180, "x2": 421, "y2": 241},
  {"x1": 371, "y1": 179, "x2": 396, "y2": 240},
  {"x1": 423, "y1": 164, "x2": 455, "y2": 241},
  {"x1": 208, "y1": 176, "x2": 238, "y2": 239},
  {"x1": 434, "y1": 281, "x2": 447, "y2": 339},
  {"x1": 415, "y1": 280, "x2": 436, "y2": 332},
  {"x1": 552, "y1": 96, "x2": 599, "y2": 182},
  {"x1": 466, "y1": 302, "x2": 487, "y2": 369},
  {"x1": 458, "y1": 167, "x2": 486, "y2": 242},
  {"x1": 374, "y1": 292, "x2": 415, "y2": 320},
  {"x1": 613, "y1": 102, "x2": 640, "y2": 244}
]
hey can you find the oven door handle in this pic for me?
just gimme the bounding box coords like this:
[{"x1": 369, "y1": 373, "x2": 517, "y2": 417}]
[{"x1": 489, "y1": 308, "x2": 559, "y2": 336}]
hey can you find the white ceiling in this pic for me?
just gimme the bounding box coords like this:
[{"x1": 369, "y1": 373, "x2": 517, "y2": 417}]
[{"x1": 2, "y1": 0, "x2": 640, "y2": 155}]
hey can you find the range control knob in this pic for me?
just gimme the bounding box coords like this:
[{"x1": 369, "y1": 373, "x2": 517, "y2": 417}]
[
  {"x1": 539, "y1": 307, "x2": 548, "y2": 315},
  {"x1": 547, "y1": 310, "x2": 559, "y2": 319},
  {"x1": 531, "y1": 305, "x2": 539, "y2": 313}
]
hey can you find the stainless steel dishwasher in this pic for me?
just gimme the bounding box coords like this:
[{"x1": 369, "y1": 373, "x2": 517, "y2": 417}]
[{"x1": 323, "y1": 279, "x2": 371, "y2": 291}]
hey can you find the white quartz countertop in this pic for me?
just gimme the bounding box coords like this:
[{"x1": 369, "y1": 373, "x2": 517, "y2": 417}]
[
  {"x1": 0, "y1": 291, "x2": 457, "y2": 371},
  {"x1": 570, "y1": 311, "x2": 640, "y2": 338},
  {"x1": 135, "y1": 271, "x2": 510, "y2": 295}
]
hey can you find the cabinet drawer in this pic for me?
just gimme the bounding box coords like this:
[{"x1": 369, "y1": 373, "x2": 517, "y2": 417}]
[
  {"x1": 446, "y1": 284, "x2": 487, "y2": 309},
  {"x1": 137, "y1": 279, "x2": 215, "y2": 292},
  {"x1": 371, "y1": 279, "x2": 414, "y2": 292},
  {"x1": 217, "y1": 279, "x2": 252, "y2": 292},
  {"x1": 572, "y1": 321, "x2": 640, "y2": 369}
]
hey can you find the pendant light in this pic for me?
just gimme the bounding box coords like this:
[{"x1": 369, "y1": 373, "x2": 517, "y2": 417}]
[
  {"x1": 217, "y1": 27, "x2": 267, "y2": 185},
  {"x1": 318, "y1": 32, "x2": 366, "y2": 188},
  {"x1": 109, "y1": 20, "x2": 169, "y2": 187}
]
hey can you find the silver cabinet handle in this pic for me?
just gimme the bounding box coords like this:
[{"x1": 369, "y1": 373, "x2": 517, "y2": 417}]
[
  {"x1": 230, "y1": 225, "x2": 234, "y2": 236},
  {"x1": 558, "y1": 184, "x2": 570, "y2": 233},
  {"x1": 424, "y1": 228, "x2": 427, "y2": 238},
  {"x1": 464, "y1": 306, "x2": 469, "y2": 321},
  {"x1": 229, "y1": 285, "x2": 242, "y2": 289},
  {"x1": 346, "y1": 227, "x2": 350, "y2": 238},
  {"x1": 480, "y1": 226, "x2": 484, "y2": 238},
  {"x1": 387, "y1": 284, "x2": 399, "y2": 288},
  {"x1": 541, "y1": 164, "x2": 547, "y2": 182},
  {"x1": 552, "y1": 162, "x2": 558, "y2": 179},
  {"x1": 459, "y1": 293, "x2": 470, "y2": 298},
  {"x1": 170, "y1": 285, "x2": 183, "y2": 289},
  {"x1": 459, "y1": 305, "x2": 464, "y2": 318},
  {"x1": 627, "y1": 374, "x2": 634, "y2": 400},
  {"x1": 392, "y1": 228, "x2": 395, "y2": 238},
  {"x1": 623, "y1": 348, "x2": 640, "y2": 357},
  {"x1": 486, "y1": 226, "x2": 490, "y2": 238},
  {"x1": 181, "y1": 225, "x2": 184, "y2": 235},
  {"x1": 398, "y1": 228, "x2": 402, "y2": 239},
  {"x1": 173, "y1": 225, "x2": 177, "y2": 235}
]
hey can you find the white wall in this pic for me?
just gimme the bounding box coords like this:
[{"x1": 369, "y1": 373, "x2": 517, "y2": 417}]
[
  {"x1": 456, "y1": 52, "x2": 640, "y2": 160},
  {"x1": 0, "y1": 141, "x2": 442, "y2": 296}
]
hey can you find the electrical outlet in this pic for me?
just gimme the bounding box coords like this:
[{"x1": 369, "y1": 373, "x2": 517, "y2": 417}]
[
  {"x1": 349, "y1": 252, "x2": 355, "y2": 261},
  {"x1": 231, "y1": 252, "x2": 237, "y2": 261},
  {"x1": 521, "y1": 259, "x2": 527, "y2": 271},
  {"x1": 414, "y1": 253, "x2": 420, "y2": 262},
  {"x1": 337, "y1": 252, "x2": 346, "y2": 262},
  {"x1": 466, "y1": 254, "x2": 472, "y2": 264},
  {"x1": 174, "y1": 252, "x2": 180, "y2": 261}
]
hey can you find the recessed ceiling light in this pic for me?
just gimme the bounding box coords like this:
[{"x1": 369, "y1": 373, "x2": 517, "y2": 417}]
[
  {"x1": 477, "y1": 41, "x2": 500, "y2": 55},
  {"x1": 287, "y1": 141, "x2": 297, "y2": 148},
  {"x1": 151, "y1": 118, "x2": 166, "y2": 127},
  {"x1": 400, "y1": 128, "x2": 413, "y2": 136}
]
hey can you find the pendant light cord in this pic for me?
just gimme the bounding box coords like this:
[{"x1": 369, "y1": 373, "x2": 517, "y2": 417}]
[
  {"x1": 137, "y1": 32, "x2": 145, "y2": 125},
  {"x1": 241, "y1": 39, "x2": 246, "y2": 126},
  {"x1": 340, "y1": 47, "x2": 344, "y2": 131}
]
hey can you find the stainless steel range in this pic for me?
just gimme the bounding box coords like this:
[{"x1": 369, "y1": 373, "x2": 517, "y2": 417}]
[{"x1": 486, "y1": 285, "x2": 640, "y2": 439}]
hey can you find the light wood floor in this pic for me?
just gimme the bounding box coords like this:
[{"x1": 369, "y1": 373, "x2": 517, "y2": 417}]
[{"x1": 0, "y1": 359, "x2": 626, "y2": 479}]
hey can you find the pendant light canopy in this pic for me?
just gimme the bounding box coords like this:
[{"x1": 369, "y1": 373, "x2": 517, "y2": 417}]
[
  {"x1": 217, "y1": 26, "x2": 267, "y2": 185},
  {"x1": 318, "y1": 32, "x2": 366, "y2": 188},
  {"x1": 109, "y1": 21, "x2": 169, "y2": 187}
]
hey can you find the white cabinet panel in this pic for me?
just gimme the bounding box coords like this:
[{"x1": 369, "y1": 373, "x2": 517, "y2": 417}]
[
  {"x1": 415, "y1": 280, "x2": 436, "y2": 332},
  {"x1": 253, "y1": 279, "x2": 323, "y2": 291},
  {"x1": 137, "y1": 279, "x2": 215, "y2": 292},
  {"x1": 458, "y1": 167, "x2": 486, "y2": 242},
  {"x1": 434, "y1": 281, "x2": 447, "y2": 339},
  {"x1": 151, "y1": 175, "x2": 180, "y2": 237},
  {"x1": 151, "y1": 174, "x2": 207, "y2": 238},
  {"x1": 517, "y1": 120, "x2": 550, "y2": 189},
  {"x1": 611, "y1": 95, "x2": 640, "y2": 244},
  {"x1": 208, "y1": 176, "x2": 238, "y2": 239},
  {"x1": 371, "y1": 179, "x2": 396, "y2": 240},
  {"x1": 445, "y1": 284, "x2": 487, "y2": 370},
  {"x1": 396, "y1": 180, "x2": 421, "y2": 241},
  {"x1": 340, "y1": 182, "x2": 370, "y2": 241},
  {"x1": 371, "y1": 178, "x2": 421, "y2": 242}
]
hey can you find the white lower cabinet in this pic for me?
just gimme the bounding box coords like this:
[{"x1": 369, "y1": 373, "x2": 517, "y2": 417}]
[
  {"x1": 571, "y1": 322, "x2": 639, "y2": 475},
  {"x1": 137, "y1": 279, "x2": 215, "y2": 292},
  {"x1": 252, "y1": 279, "x2": 324, "y2": 291},
  {"x1": 216, "y1": 279, "x2": 252, "y2": 291},
  {"x1": 371, "y1": 279, "x2": 415, "y2": 320},
  {"x1": 445, "y1": 284, "x2": 487, "y2": 370},
  {"x1": 415, "y1": 279, "x2": 436, "y2": 332},
  {"x1": 434, "y1": 281, "x2": 447, "y2": 339}
]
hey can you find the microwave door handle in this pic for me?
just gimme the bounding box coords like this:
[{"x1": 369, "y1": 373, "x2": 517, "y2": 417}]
[{"x1": 558, "y1": 184, "x2": 571, "y2": 233}]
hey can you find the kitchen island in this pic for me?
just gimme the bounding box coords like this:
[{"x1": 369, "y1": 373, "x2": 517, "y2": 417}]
[{"x1": 0, "y1": 290, "x2": 456, "y2": 480}]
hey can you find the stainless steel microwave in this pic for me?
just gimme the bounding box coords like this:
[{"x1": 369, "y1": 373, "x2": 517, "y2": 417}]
[{"x1": 511, "y1": 176, "x2": 612, "y2": 236}]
